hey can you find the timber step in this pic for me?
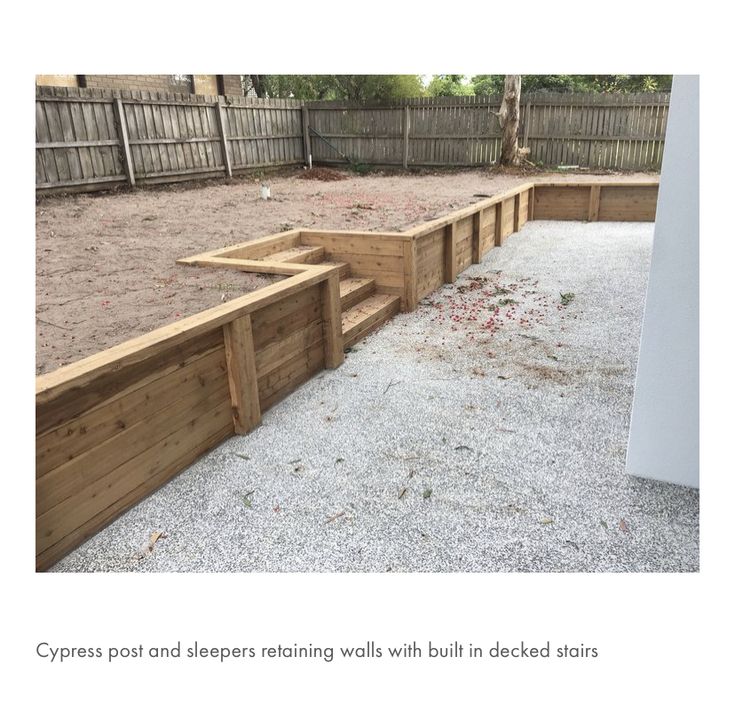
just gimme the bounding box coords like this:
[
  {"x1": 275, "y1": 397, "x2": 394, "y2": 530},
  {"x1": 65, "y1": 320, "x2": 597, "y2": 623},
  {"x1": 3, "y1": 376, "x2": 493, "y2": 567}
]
[
  {"x1": 341, "y1": 294, "x2": 401, "y2": 348},
  {"x1": 261, "y1": 245, "x2": 325, "y2": 264},
  {"x1": 339, "y1": 277, "x2": 376, "y2": 312}
]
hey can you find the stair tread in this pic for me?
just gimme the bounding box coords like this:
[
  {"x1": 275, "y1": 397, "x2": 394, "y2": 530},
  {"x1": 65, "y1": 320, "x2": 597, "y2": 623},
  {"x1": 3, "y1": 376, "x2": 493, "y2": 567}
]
[
  {"x1": 341, "y1": 294, "x2": 400, "y2": 345},
  {"x1": 262, "y1": 245, "x2": 323, "y2": 263},
  {"x1": 339, "y1": 277, "x2": 375, "y2": 298}
]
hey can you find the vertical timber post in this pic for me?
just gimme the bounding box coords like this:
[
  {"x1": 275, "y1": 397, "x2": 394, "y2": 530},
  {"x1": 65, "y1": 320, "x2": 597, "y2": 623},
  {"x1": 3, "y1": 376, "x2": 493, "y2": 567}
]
[
  {"x1": 403, "y1": 236, "x2": 418, "y2": 311},
  {"x1": 321, "y1": 272, "x2": 344, "y2": 368},
  {"x1": 402, "y1": 105, "x2": 411, "y2": 170},
  {"x1": 588, "y1": 185, "x2": 601, "y2": 221},
  {"x1": 494, "y1": 202, "x2": 504, "y2": 247},
  {"x1": 216, "y1": 102, "x2": 233, "y2": 179},
  {"x1": 302, "y1": 105, "x2": 312, "y2": 166},
  {"x1": 472, "y1": 210, "x2": 482, "y2": 264},
  {"x1": 113, "y1": 98, "x2": 135, "y2": 187},
  {"x1": 223, "y1": 315, "x2": 261, "y2": 435},
  {"x1": 444, "y1": 221, "x2": 457, "y2": 283},
  {"x1": 513, "y1": 194, "x2": 521, "y2": 233}
]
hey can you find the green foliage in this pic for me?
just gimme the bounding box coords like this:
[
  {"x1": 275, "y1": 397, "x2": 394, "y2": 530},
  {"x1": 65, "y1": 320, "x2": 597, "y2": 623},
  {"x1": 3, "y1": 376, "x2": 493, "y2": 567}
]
[
  {"x1": 426, "y1": 74, "x2": 475, "y2": 97},
  {"x1": 242, "y1": 74, "x2": 672, "y2": 102},
  {"x1": 247, "y1": 75, "x2": 425, "y2": 101},
  {"x1": 348, "y1": 161, "x2": 371, "y2": 175},
  {"x1": 470, "y1": 74, "x2": 672, "y2": 96}
]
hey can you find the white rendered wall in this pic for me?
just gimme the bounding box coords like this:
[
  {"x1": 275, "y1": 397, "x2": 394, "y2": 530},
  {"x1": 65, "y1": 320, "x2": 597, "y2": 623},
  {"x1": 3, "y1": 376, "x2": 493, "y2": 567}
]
[{"x1": 626, "y1": 75, "x2": 699, "y2": 488}]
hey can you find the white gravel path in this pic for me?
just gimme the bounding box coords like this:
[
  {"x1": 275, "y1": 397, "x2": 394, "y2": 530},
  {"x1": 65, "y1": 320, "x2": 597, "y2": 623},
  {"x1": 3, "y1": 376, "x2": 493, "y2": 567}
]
[{"x1": 52, "y1": 220, "x2": 699, "y2": 573}]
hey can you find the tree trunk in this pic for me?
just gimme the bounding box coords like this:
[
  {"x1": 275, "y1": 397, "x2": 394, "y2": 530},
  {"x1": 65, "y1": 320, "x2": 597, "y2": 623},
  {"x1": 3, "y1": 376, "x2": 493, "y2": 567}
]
[
  {"x1": 497, "y1": 75, "x2": 521, "y2": 165},
  {"x1": 250, "y1": 75, "x2": 267, "y2": 98}
]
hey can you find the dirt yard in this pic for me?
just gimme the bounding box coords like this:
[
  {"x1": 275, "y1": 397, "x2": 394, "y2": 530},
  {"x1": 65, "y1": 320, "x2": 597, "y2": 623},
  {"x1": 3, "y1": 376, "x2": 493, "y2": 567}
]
[{"x1": 36, "y1": 167, "x2": 657, "y2": 374}]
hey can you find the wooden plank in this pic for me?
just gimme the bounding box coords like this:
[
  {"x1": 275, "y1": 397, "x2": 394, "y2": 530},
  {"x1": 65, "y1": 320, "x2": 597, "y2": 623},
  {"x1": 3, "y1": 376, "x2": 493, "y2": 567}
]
[
  {"x1": 113, "y1": 98, "x2": 135, "y2": 186},
  {"x1": 342, "y1": 295, "x2": 400, "y2": 346},
  {"x1": 472, "y1": 210, "x2": 482, "y2": 264},
  {"x1": 403, "y1": 238, "x2": 418, "y2": 311},
  {"x1": 37, "y1": 399, "x2": 232, "y2": 570},
  {"x1": 597, "y1": 185, "x2": 658, "y2": 221},
  {"x1": 340, "y1": 278, "x2": 376, "y2": 311},
  {"x1": 223, "y1": 314, "x2": 261, "y2": 434},
  {"x1": 36, "y1": 345, "x2": 226, "y2": 480},
  {"x1": 321, "y1": 273, "x2": 344, "y2": 368},
  {"x1": 302, "y1": 105, "x2": 311, "y2": 163},
  {"x1": 444, "y1": 221, "x2": 457, "y2": 283},
  {"x1": 182, "y1": 229, "x2": 302, "y2": 262},
  {"x1": 300, "y1": 230, "x2": 406, "y2": 256},
  {"x1": 259, "y1": 340, "x2": 324, "y2": 411},
  {"x1": 216, "y1": 103, "x2": 233, "y2": 178},
  {"x1": 588, "y1": 185, "x2": 601, "y2": 222},
  {"x1": 37, "y1": 370, "x2": 230, "y2": 520},
  {"x1": 494, "y1": 202, "x2": 503, "y2": 247},
  {"x1": 261, "y1": 246, "x2": 325, "y2": 264},
  {"x1": 513, "y1": 193, "x2": 521, "y2": 232},
  {"x1": 532, "y1": 185, "x2": 590, "y2": 220},
  {"x1": 402, "y1": 105, "x2": 410, "y2": 169}
]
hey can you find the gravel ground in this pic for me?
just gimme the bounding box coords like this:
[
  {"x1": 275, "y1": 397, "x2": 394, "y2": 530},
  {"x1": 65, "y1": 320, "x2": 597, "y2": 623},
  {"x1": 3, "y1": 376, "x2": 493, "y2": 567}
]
[{"x1": 52, "y1": 220, "x2": 699, "y2": 573}]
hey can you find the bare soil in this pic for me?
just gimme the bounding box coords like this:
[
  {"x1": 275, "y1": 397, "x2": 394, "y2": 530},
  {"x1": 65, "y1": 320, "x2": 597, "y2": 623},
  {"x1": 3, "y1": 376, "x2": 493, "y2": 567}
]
[{"x1": 36, "y1": 167, "x2": 657, "y2": 374}]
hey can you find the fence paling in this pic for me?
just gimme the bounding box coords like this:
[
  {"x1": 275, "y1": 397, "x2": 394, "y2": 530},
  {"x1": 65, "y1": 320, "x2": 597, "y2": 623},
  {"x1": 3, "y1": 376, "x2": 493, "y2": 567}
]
[{"x1": 36, "y1": 89, "x2": 670, "y2": 192}]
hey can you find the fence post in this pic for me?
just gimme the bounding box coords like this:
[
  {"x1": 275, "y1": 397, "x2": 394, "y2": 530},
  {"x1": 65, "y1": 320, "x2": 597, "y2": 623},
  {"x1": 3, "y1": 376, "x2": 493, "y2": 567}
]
[
  {"x1": 216, "y1": 102, "x2": 233, "y2": 179},
  {"x1": 402, "y1": 105, "x2": 411, "y2": 169},
  {"x1": 113, "y1": 98, "x2": 135, "y2": 187},
  {"x1": 223, "y1": 315, "x2": 261, "y2": 435},
  {"x1": 302, "y1": 105, "x2": 312, "y2": 165}
]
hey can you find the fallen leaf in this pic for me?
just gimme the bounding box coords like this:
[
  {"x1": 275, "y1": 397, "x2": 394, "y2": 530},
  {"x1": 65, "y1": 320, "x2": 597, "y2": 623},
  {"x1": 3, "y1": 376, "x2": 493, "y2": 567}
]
[
  {"x1": 540, "y1": 517, "x2": 555, "y2": 525},
  {"x1": 619, "y1": 519, "x2": 630, "y2": 533},
  {"x1": 423, "y1": 488, "x2": 433, "y2": 499},
  {"x1": 398, "y1": 487, "x2": 408, "y2": 499},
  {"x1": 136, "y1": 530, "x2": 168, "y2": 560}
]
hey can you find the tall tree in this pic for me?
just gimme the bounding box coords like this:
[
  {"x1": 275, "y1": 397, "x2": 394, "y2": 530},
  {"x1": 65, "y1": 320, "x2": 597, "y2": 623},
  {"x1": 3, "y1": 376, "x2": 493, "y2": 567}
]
[
  {"x1": 496, "y1": 75, "x2": 522, "y2": 165},
  {"x1": 426, "y1": 75, "x2": 474, "y2": 97}
]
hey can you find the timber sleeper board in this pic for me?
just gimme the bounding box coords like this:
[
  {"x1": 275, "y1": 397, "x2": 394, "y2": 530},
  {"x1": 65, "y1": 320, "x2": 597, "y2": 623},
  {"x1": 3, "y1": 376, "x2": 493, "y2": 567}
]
[
  {"x1": 261, "y1": 245, "x2": 325, "y2": 264},
  {"x1": 341, "y1": 294, "x2": 401, "y2": 347},
  {"x1": 339, "y1": 277, "x2": 376, "y2": 311},
  {"x1": 320, "y1": 261, "x2": 351, "y2": 280}
]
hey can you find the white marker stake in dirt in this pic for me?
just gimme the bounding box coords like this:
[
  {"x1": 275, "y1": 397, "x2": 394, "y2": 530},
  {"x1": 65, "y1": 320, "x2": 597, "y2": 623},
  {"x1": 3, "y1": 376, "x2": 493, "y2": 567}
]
[{"x1": 626, "y1": 75, "x2": 699, "y2": 488}]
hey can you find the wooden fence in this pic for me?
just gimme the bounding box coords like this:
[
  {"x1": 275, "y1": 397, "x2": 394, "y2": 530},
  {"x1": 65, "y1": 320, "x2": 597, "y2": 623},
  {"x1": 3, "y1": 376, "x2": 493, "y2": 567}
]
[
  {"x1": 36, "y1": 88, "x2": 669, "y2": 193},
  {"x1": 35, "y1": 86, "x2": 304, "y2": 192},
  {"x1": 307, "y1": 93, "x2": 670, "y2": 170}
]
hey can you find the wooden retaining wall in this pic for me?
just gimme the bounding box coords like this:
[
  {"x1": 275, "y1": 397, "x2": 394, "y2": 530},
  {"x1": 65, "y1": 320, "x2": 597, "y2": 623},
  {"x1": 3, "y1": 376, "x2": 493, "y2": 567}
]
[
  {"x1": 36, "y1": 267, "x2": 343, "y2": 570},
  {"x1": 36, "y1": 88, "x2": 669, "y2": 193},
  {"x1": 36, "y1": 180, "x2": 659, "y2": 570}
]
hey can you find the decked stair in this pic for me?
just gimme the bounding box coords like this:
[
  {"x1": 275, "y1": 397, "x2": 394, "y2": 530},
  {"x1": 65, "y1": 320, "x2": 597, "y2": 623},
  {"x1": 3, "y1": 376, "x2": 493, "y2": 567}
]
[{"x1": 262, "y1": 243, "x2": 400, "y2": 349}]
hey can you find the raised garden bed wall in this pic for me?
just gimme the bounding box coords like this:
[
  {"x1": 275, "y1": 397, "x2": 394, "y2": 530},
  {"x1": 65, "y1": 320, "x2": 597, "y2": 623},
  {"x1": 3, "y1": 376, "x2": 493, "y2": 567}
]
[
  {"x1": 35, "y1": 180, "x2": 658, "y2": 570},
  {"x1": 36, "y1": 87, "x2": 669, "y2": 194},
  {"x1": 36, "y1": 266, "x2": 343, "y2": 570}
]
